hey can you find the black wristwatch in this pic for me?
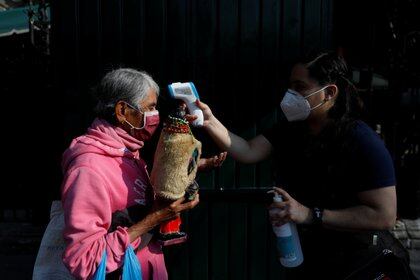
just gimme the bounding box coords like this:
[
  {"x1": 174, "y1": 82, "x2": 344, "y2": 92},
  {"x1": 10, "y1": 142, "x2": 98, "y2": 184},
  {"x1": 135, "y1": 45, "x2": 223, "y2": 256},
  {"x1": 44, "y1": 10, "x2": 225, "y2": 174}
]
[{"x1": 312, "y1": 207, "x2": 324, "y2": 225}]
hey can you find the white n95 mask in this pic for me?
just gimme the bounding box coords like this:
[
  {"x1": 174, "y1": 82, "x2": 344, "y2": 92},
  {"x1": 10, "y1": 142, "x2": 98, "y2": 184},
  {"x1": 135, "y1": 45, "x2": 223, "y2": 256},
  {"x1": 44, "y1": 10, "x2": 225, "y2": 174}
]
[{"x1": 280, "y1": 86, "x2": 329, "y2": 121}]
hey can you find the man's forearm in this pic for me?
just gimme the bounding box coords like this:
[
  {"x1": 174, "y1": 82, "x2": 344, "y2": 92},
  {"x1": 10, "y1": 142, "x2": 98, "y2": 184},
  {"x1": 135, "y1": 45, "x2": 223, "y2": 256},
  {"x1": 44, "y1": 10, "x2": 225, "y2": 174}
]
[
  {"x1": 205, "y1": 116, "x2": 254, "y2": 163},
  {"x1": 321, "y1": 205, "x2": 396, "y2": 231}
]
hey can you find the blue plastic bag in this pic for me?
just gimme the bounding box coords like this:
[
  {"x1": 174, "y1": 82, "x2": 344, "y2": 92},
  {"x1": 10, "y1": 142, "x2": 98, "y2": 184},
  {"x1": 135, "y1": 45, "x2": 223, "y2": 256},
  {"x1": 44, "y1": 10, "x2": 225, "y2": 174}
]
[
  {"x1": 122, "y1": 245, "x2": 143, "y2": 280},
  {"x1": 92, "y1": 246, "x2": 142, "y2": 280},
  {"x1": 92, "y1": 250, "x2": 107, "y2": 280}
]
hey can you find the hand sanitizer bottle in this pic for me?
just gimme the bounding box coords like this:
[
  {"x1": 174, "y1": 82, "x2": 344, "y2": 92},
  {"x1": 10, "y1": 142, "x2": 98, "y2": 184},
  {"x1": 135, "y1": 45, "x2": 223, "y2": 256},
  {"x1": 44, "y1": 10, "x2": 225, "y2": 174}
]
[{"x1": 270, "y1": 192, "x2": 304, "y2": 267}]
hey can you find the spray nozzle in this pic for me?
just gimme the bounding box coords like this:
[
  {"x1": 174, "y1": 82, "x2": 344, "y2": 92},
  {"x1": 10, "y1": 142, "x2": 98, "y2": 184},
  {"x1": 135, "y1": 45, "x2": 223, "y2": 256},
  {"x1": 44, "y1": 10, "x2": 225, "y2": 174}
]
[{"x1": 268, "y1": 189, "x2": 283, "y2": 202}]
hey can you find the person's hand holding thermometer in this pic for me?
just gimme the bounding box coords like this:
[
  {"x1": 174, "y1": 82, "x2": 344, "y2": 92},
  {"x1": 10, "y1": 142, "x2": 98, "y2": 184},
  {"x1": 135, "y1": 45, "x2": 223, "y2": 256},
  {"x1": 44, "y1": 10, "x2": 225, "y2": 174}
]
[{"x1": 168, "y1": 82, "x2": 204, "y2": 127}]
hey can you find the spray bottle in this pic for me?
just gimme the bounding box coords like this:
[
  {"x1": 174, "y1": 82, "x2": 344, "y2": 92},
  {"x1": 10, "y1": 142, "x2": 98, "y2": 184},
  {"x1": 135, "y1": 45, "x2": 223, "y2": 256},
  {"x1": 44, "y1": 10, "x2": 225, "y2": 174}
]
[{"x1": 270, "y1": 192, "x2": 304, "y2": 267}]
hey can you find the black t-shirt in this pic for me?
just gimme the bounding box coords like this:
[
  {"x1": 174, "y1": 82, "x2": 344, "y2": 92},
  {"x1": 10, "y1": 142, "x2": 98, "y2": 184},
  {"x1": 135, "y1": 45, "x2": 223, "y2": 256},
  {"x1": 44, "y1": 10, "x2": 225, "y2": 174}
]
[
  {"x1": 262, "y1": 120, "x2": 396, "y2": 210},
  {"x1": 262, "y1": 120, "x2": 399, "y2": 277}
]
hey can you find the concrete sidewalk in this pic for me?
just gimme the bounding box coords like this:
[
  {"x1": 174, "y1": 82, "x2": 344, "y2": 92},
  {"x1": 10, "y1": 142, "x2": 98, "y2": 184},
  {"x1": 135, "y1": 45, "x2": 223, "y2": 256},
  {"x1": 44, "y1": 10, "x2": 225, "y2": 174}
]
[{"x1": 391, "y1": 218, "x2": 420, "y2": 279}]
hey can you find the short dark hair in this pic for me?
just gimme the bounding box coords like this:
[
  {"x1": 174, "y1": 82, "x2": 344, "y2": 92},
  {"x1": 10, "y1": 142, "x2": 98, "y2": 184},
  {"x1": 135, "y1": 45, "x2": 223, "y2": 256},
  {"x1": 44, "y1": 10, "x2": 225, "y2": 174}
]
[{"x1": 302, "y1": 51, "x2": 363, "y2": 121}]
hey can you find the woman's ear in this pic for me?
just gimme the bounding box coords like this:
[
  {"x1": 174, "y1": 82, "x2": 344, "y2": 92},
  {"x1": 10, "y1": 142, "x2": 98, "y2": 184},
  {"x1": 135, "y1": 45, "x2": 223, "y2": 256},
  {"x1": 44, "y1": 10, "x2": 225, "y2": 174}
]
[
  {"x1": 325, "y1": 84, "x2": 338, "y2": 101},
  {"x1": 115, "y1": 101, "x2": 127, "y2": 124}
]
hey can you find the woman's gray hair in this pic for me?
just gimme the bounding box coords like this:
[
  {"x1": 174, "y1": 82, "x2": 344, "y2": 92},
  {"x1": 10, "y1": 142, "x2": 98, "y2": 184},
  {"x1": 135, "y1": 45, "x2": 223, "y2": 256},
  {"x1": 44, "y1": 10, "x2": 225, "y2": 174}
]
[{"x1": 94, "y1": 68, "x2": 159, "y2": 122}]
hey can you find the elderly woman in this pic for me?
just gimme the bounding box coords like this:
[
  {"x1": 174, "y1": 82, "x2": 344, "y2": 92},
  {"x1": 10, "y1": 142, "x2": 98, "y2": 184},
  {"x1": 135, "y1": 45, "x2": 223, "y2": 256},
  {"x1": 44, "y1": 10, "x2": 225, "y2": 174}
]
[{"x1": 61, "y1": 69, "x2": 213, "y2": 279}]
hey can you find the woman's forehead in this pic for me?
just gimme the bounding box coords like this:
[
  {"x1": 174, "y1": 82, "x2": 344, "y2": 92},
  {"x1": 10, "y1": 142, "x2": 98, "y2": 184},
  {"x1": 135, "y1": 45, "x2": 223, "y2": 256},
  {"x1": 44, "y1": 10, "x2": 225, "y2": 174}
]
[
  {"x1": 145, "y1": 88, "x2": 158, "y2": 101},
  {"x1": 139, "y1": 88, "x2": 158, "y2": 107}
]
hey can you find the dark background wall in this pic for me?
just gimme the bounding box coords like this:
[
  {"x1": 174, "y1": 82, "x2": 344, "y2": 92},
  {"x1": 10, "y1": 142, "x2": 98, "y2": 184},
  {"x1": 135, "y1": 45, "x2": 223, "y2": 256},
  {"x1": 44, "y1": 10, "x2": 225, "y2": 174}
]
[
  {"x1": 51, "y1": 0, "x2": 333, "y2": 192},
  {"x1": 48, "y1": 1, "x2": 332, "y2": 279},
  {"x1": 0, "y1": 0, "x2": 419, "y2": 279}
]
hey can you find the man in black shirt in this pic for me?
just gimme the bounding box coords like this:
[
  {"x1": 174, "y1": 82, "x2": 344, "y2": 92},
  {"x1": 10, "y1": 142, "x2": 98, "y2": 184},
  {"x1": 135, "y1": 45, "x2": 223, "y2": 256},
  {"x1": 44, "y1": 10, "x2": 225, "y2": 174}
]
[{"x1": 188, "y1": 52, "x2": 414, "y2": 278}]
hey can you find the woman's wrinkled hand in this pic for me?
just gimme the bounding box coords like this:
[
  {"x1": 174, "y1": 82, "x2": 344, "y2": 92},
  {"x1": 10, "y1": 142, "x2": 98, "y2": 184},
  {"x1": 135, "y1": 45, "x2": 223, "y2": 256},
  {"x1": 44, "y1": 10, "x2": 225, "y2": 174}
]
[
  {"x1": 153, "y1": 194, "x2": 200, "y2": 224},
  {"x1": 128, "y1": 195, "x2": 200, "y2": 242},
  {"x1": 198, "y1": 152, "x2": 227, "y2": 172},
  {"x1": 268, "y1": 187, "x2": 312, "y2": 226}
]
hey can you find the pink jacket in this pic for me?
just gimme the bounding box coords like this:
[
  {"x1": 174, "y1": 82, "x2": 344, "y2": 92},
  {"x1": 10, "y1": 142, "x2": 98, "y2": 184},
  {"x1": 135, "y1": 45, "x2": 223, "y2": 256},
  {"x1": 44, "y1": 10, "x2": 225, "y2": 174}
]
[{"x1": 61, "y1": 118, "x2": 167, "y2": 280}]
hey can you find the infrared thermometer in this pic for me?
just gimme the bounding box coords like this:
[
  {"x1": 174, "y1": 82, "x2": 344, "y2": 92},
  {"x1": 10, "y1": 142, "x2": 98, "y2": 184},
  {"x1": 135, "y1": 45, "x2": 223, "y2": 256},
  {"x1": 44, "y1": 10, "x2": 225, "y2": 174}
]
[{"x1": 168, "y1": 82, "x2": 204, "y2": 127}]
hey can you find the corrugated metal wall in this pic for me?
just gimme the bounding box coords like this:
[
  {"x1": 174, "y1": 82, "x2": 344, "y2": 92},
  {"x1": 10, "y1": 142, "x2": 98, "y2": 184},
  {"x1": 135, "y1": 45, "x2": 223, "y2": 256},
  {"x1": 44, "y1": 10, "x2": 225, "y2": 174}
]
[{"x1": 51, "y1": 0, "x2": 333, "y2": 279}]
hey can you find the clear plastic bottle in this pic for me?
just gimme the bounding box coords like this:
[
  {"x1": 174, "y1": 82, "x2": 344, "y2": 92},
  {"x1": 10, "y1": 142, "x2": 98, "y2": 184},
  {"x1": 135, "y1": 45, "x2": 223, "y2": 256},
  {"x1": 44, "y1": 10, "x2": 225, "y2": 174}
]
[{"x1": 270, "y1": 192, "x2": 304, "y2": 267}]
